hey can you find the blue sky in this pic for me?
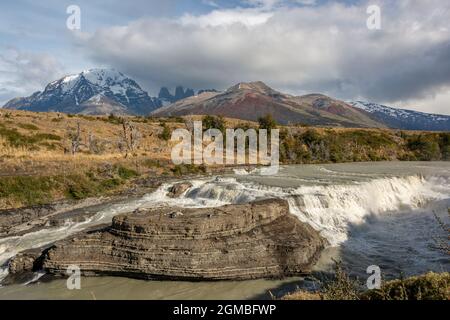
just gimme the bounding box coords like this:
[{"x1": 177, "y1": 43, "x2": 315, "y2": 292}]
[{"x1": 1, "y1": 0, "x2": 450, "y2": 114}]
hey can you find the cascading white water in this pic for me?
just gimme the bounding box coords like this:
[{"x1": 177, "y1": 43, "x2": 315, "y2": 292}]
[
  {"x1": 179, "y1": 175, "x2": 450, "y2": 246},
  {"x1": 287, "y1": 175, "x2": 449, "y2": 245}
]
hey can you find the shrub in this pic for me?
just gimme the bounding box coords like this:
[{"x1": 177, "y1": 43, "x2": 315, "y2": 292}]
[
  {"x1": 258, "y1": 114, "x2": 277, "y2": 132},
  {"x1": 407, "y1": 134, "x2": 441, "y2": 161},
  {"x1": 171, "y1": 164, "x2": 206, "y2": 176},
  {"x1": 203, "y1": 115, "x2": 225, "y2": 133},
  {"x1": 105, "y1": 113, "x2": 123, "y2": 125},
  {"x1": 159, "y1": 123, "x2": 172, "y2": 141},
  {"x1": 362, "y1": 272, "x2": 450, "y2": 300},
  {"x1": 439, "y1": 132, "x2": 450, "y2": 160},
  {"x1": 100, "y1": 178, "x2": 122, "y2": 189},
  {"x1": 321, "y1": 261, "x2": 361, "y2": 300},
  {"x1": 116, "y1": 165, "x2": 138, "y2": 180}
]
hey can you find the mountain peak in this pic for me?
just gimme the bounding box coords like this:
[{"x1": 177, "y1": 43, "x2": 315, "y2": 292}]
[
  {"x1": 227, "y1": 81, "x2": 280, "y2": 96},
  {"x1": 158, "y1": 86, "x2": 195, "y2": 105},
  {"x1": 3, "y1": 68, "x2": 159, "y2": 115}
]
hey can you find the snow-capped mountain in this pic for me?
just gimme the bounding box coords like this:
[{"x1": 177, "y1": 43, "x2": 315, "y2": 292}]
[
  {"x1": 350, "y1": 101, "x2": 450, "y2": 131},
  {"x1": 3, "y1": 69, "x2": 161, "y2": 115}
]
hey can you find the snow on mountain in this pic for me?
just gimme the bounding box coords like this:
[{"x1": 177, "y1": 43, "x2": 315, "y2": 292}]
[
  {"x1": 3, "y1": 69, "x2": 161, "y2": 115},
  {"x1": 350, "y1": 101, "x2": 450, "y2": 131}
]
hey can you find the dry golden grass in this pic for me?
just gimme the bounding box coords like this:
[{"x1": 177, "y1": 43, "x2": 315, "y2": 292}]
[
  {"x1": 0, "y1": 110, "x2": 263, "y2": 177},
  {"x1": 1, "y1": 109, "x2": 446, "y2": 177},
  {"x1": 281, "y1": 291, "x2": 322, "y2": 300},
  {"x1": 0, "y1": 110, "x2": 177, "y2": 176}
]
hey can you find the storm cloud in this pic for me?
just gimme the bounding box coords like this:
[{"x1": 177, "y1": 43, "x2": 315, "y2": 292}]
[
  {"x1": 75, "y1": 0, "x2": 450, "y2": 114},
  {"x1": 1, "y1": 0, "x2": 449, "y2": 114}
]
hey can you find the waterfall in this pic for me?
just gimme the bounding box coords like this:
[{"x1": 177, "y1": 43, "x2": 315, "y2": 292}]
[{"x1": 0, "y1": 164, "x2": 449, "y2": 285}]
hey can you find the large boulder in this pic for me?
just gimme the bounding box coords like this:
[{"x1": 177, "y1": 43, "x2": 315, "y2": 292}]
[
  {"x1": 166, "y1": 182, "x2": 192, "y2": 198},
  {"x1": 43, "y1": 199, "x2": 327, "y2": 280}
]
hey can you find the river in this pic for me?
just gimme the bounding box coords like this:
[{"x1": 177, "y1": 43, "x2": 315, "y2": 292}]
[{"x1": 0, "y1": 162, "x2": 449, "y2": 299}]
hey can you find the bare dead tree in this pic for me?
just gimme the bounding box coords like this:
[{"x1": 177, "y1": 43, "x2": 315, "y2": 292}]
[
  {"x1": 184, "y1": 116, "x2": 195, "y2": 133},
  {"x1": 68, "y1": 122, "x2": 82, "y2": 155},
  {"x1": 119, "y1": 119, "x2": 141, "y2": 158}
]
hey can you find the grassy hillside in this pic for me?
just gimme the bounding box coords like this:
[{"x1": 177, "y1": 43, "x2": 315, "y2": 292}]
[
  {"x1": 280, "y1": 126, "x2": 450, "y2": 163},
  {"x1": 0, "y1": 109, "x2": 448, "y2": 208}
]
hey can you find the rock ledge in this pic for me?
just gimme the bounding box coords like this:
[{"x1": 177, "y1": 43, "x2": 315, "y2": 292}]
[{"x1": 43, "y1": 199, "x2": 326, "y2": 280}]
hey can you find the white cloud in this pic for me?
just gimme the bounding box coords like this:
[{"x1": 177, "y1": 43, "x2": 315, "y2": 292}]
[
  {"x1": 4, "y1": 0, "x2": 449, "y2": 115},
  {"x1": 395, "y1": 87, "x2": 450, "y2": 115},
  {"x1": 180, "y1": 9, "x2": 273, "y2": 27},
  {"x1": 0, "y1": 48, "x2": 64, "y2": 105}
]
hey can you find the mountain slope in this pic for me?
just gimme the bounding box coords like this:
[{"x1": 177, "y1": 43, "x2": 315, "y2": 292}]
[
  {"x1": 152, "y1": 81, "x2": 385, "y2": 128},
  {"x1": 3, "y1": 69, "x2": 160, "y2": 115},
  {"x1": 350, "y1": 101, "x2": 450, "y2": 131}
]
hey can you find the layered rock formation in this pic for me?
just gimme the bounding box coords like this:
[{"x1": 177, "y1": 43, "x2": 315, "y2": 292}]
[
  {"x1": 8, "y1": 249, "x2": 45, "y2": 274},
  {"x1": 43, "y1": 199, "x2": 326, "y2": 280}
]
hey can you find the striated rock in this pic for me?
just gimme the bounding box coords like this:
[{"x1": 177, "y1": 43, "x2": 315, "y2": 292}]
[
  {"x1": 8, "y1": 249, "x2": 45, "y2": 274},
  {"x1": 0, "y1": 204, "x2": 57, "y2": 235},
  {"x1": 167, "y1": 182, "x2": 193, "y2": 198},
  {"x1": 42, "y1": 199, "x2": 327, "y2": 280}
]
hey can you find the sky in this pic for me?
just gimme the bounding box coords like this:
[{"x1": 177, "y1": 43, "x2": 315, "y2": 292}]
[{"x1": 0, "y1": 0, "x2": 449, "y2": 114}]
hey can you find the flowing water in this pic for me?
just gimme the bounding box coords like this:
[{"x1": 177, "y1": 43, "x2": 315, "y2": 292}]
[{"x1": 0, "y1": 162, "x2": 449, "y2": 299}]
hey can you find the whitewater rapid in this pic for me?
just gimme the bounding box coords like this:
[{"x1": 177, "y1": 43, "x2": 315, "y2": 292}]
[{"x1": 0, "y1": 162, "x2": 449, "y2": 284}]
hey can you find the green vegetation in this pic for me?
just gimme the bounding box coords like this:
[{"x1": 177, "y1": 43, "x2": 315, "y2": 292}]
[
  {"x1": 405, "y1": 134, "x2": 441, "y2": 161},
  {"x1": 0, "y1": 176, "x2": 56, "y2": 206},
  {"x1": 280, "y1": 128, "x2": 450, "y2": 164},
  {"x1": 320, "y1": 261, "x2": 361, "y2": 300},
  {"x1": 281, "y1": 261, "x2": 449, "y2": 300},
  {"x1": 258, "y1": 114, "x2": 277, "y2": 132},
  {"x1": 142, "y1": 159, "x2": 162, "y2": 168},
  {"x1": 362, "y1": 272, "x2": 449, "y2": 300},
  {"x1": 171, "y1": 164, "x2": 207, "y2": 176},
  {"x1": 203, "y1": 115, "x2": 225, "y2": 133},
  {"x1": 34, "y1": 133, "x2": 61, "y2": 141},
  {"x1": 0, "y1": 123, "x2": 61, "y2": 149},
  {"x1": 0, "y1": 165, "x2": 140, "y2": 206},
  {"x1": 159, "y1": 123, "x2": 172, "y2": 141},
  {"x1": 161, "y1": 116, "x2": 185, "y2": 123},
  {"x1": 116, "y1": 165, "x2": 138, "y2": 179},
  {"x1": 17, "y1": 123, "x2": 39, "y2": 131},
  {"x1": 103, "y1": 113, "x2": 123, "y2": 125}
]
